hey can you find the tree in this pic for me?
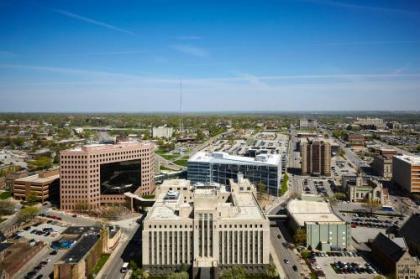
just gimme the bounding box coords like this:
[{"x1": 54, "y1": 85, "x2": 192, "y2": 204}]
[
  {"x1": 28, "y1": 156, "x2": 52, "y2": 171},
  {"x1": 17, "y1": 206, "x2": 39, "y2": 222},
  {"x1": 0, "y1": 200, "x2": 15, "y2": 215},
  {"x1": 257, "y1": 181, "x2": 267, "y2": 201},
  {"x1": 293, "y1": 227, "x2": 306, "y2": 246},
  {"x1": 220, "y1": 266, "x2": 247, "y2": 279},
  {"x1": 26, "y1": 191, "x2": 40, "y2": 204},
  {"x1": 362, "y1": 199, "x2": 381, "y2": 215},
  {"x1": 74, "y1": 201, "x2": 90, "y2": 212},
  {"x1": 167, "y1": 271, "x2": 189, "y2": 279},
  {"x1": 265, "y1": 263, "x2": 279, "y2": 279},
  {"x1": 279, "y1": 173, "x2": 288, "y2": 196},
  {"x1": 334, "y1": 192, "x2": 347, "y2": 201}
]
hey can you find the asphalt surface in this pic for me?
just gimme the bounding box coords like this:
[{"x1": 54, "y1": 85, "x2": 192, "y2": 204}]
[
  {"x1": 98, "y1": 222, "x2": 141, "y2": 279},
  {"x1": 269, "y1": 200, "x2": 305, "y2": 279}
]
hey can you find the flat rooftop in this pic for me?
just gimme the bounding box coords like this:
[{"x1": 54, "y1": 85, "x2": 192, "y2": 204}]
[
  {"x1": 189, "y1": 151, "x2": 281, "y2": 166},
  {"x1": 61, "y1": 234, "x2": 100, "y2": 264},
  {"x1": 62, "y1": 226, "x2": 100, "y2": 236},
  {"x1": 394, "y1": 155, "x2": 420, "y2": 165},
  {"x1": 64, "y1": 140, "x2": 152, "y2": 153},
  {"x1": 15, "y1": 173, "x2": 59, "y2": 184},
  {"x1": 287, "y1": 199, "x2": 343, "y2": 227},
  {"x1": 147, "y1": 179, "x2": 265, "y2": 221}
]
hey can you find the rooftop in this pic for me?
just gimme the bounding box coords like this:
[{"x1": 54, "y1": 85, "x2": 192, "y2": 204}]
[
  {"x1": 61, "y1": 234, "x2": 100, "y2": 264},
  {"x1": 287, "y1": 199, "x2": 343, "y2": 227},
  {"x1": 15, "y1": 172, "x2": 59, "y2": 184},
  {"x1": 394, "y1": 155, "x2": 420, "y2": 165},
  {"x1": 147, "y1": 178, "x2": 265, "y2": 222},
  {"x1": 62, "y1": 226, "x2": 101, "y2": 237},
  {"x1": 64, "y1": 140, "x2": 153, "y2": 153},
  {"x1": 189, "y1": 151, "x2": 281, "y2": 166}
]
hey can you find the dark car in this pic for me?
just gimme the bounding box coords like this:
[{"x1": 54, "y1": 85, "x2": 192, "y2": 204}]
[
  {"x1": 292, "y1": 265, "x2": 297, "y2": 271},
  {"x1": 50, "y1": 250, "x2": 58, "y2": 255},
  {"x1": 277, "y1": 234, "x2": 282, "y2": 239}
]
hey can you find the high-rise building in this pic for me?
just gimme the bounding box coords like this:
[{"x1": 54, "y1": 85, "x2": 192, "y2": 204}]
[
  {"x1": 301, "y1": 140, "x2": 331, "y2": 176},
  {"x1": 59, "y1": 141, "x2": 155, "y2": 211},
  {"x1": 392, "y1": 155, "x2": 420, "y2": 193},
  {"x1": 142, "y1": 177, "x2": 270, "y2": 275},
  {"x1": 371, "y1": 148, "x2": 397, "y2": 179},
  {"x1": 187, "y1": 151, "x2": 282, "y2": 195}
]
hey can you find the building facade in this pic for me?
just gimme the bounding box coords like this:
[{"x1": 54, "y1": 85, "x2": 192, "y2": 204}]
[
  {"x1": 152, "y1": 126, "x2": 174, "y2": 139},
  {"x1": 301, "y1": 140, "x2": 331, "y2": 176},
  {"x1": 187, "y1": 152, "x2": 281, "y2": 195},
  {"x1": 343, "y1": 175, "x2": 388, "y2": 205},
  {"x1": 299, "y1": 118, "x2": 318, "y2": 130},
  {"x1": 60, "y1": 141, "x2": 155, "y2": 211},
  {"x1": 392, "y1": 155, "x2": 420, "y2": 193},
  {"x1": 396, "y1": 251, "x2": 420, "y2": 279},
  {"x1": 354, "y1": 117, "x2": 385, "y2": 129},
  {"x1": 287, "y1": 199, "x2": 351, "y2": 251},
  {"x1": 142, "y1": 178, "x2": 270, "y2": 275},
  {"x1": 370, "y1": 233, "x2": 420, "y2": 279},
  {"x1": 13, "y1": 169, "x2": 60, "y2": 203},
  {"x1": 54, "y1": 226, "x2": 107, "y2": 279},
  {"x1": 372, "y1": 148, "x2": 397, "y2": 179}
]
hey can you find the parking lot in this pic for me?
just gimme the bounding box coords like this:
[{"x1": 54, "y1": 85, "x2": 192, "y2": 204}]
[
  {"x1": 16, "y1": 246, "x2": 67, "y2": 279},
  {"x1": 314, "y1": 256, "x2": 379, "y2": 279},
  {"x1": 302, "y1": 177, "x2": 333, "y2": 197},
  {"x1": 18, "y1": 222, "x2": 66, "y2": 244}
]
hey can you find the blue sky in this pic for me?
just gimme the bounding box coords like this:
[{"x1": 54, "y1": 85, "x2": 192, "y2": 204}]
[{"x1": 1, "y1": 0, "x2": 420, "y2": 112}]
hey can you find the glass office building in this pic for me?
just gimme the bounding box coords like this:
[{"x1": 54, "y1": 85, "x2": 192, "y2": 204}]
[{"x1": 187, "y1": 152, "x2": 281, "y2": 195}]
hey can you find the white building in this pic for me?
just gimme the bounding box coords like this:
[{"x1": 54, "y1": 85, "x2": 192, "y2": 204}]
[
  {"x1": 142, "y1": 177, "x2": 270, "y2": 275},
  {"x1": 287, "y1": 199, "x2": 351, "y2": 251},
  {"x1": 354, "y1": 117, "x2": 385, "y2": 129},
  {"x1": 152, "y1": 126, "x2": 174, "y2": 139},
  {"x1": 188, "y1": 151, "x2": 282, "y2": 195},
  {"x1": 299, "y1": 118, "x2": 318, "y2": 129}
]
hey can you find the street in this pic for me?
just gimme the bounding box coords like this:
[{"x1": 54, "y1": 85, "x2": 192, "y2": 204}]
[{"x1": 98, "y1": 219, "x2": 141, "y2": 279}]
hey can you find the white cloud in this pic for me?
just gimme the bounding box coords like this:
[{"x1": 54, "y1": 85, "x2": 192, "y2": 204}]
[{"x1": 52, "y1": 9, "x2": 135, "y2": 35}]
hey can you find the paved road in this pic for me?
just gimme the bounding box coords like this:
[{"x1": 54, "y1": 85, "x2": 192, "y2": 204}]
[
  {"x1": 98, "y1": 221, "x2": 140, "y2": 279},
  {"x1": 269, "y1": 200, "x2": 307, "y2": 279},
  {"x1": 15, "y1": 245, "x2": 67, "y2": 279}
]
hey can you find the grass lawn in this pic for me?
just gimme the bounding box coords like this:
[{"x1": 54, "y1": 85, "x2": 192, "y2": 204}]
[
  {"x1": 279, "y1": 173, "x2": 288, "y2": 196},
  {"x1": 159, "y1": 154, "x2": 178, "y2": 161},
  {"x1": 174, "y1": 159, "x2": 188, "y2": 167},
  {"x1": 90, "y1": 254, "x2": 110, "y2": 276},
  {"x1": 0, "y1": 191, "x2": 12, "y2": 200},
  {"x1": 142, "y1": 194, "x2": 155, "y2": 199}
]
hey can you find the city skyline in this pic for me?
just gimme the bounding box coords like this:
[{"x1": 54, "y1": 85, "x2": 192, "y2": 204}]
[{"x1": 1, "y1": 0, "x2": 420, "y2": 112}]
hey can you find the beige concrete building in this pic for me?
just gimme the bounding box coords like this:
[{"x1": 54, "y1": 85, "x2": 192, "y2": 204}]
[
  {"x1": 396, "y1": 251, "x2": 420, "y2": 279},
  {"x1": 370, "y1": 233, "x2": 420, "y2": 279},
  {"x1": 142, "y1": 176, "x2": 270, "y2": 275},
  {"x1": 343, "y1": 175, "x2": 388, "y2": 205},
  {"x1": 13, "y1": 169, "x2": 60, "y2": 203},
  {"x1": 54, "y1": 226, "x2": 106, "y2": 279},
  {"x1": 371, "y1": 148, "x2": 397, "y2": 179},
  {"x1": 301, "y1": 140, "x2": 331, "y2": 176},
  {"x1": 392, "y1": 155, "x2": 420, "y2": 193},
  {"x1": 60, "y1": 140, "x2": 155, "y2": 211},
  {"x1": 287, "y1": 199, "x2": 351, "y2": 251}
]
